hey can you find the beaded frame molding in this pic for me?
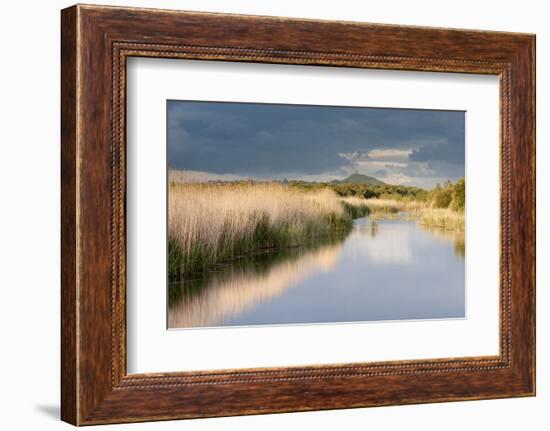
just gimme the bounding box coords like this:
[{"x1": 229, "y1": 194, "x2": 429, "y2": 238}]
[{"x1": 61, "y1": 4, "x2": 535, "y2": 425}]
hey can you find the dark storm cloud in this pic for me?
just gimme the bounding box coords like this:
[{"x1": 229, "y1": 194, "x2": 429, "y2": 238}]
[
  {"x1": 167, "y1": 100, "x2": 465, "y2": 187},
  {"x1": 408, "y1": 113, "x2": 464, "y2": 165}
]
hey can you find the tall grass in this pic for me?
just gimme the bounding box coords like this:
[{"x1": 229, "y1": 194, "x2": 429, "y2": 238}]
[
  {"x1": 419, "y1": 208, "x2": 465, "y2": 230},
  {"x1": 169, "y1": 183, "x2": 366, "y2": 280},
  {"x1": 364, "y1": 198, "x2": 426, "y2": 214},
  {"x1": 340, "y1": 196, "x2": 371, "y2": 219}
]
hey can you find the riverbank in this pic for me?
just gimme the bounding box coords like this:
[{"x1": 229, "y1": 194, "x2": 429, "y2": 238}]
[
  {"x1": 169, "y1": 183, "x2": 369, "y2": 281},
  {"x1": 363, "y1": 198, "x2": 465, "y2": 230}
]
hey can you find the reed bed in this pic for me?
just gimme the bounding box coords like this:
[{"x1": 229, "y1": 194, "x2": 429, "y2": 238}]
[
  {"x1": 419, "y1": 208, "x2": 465, "y2": 230},
  {"x1": 169, "y1": 182, "x2": 366, "y2": 279},
  {"x1": 367, "y1": 211, "x2": 419, "y2": 222},
  {"x1": 340, "y1": 196, "x2": 370, "y2": 207},
  {"x1": 340, "y1": 196, "x2": 371, "y2": 219},
  {"x1": 364, "y1": 198, "x2": 427, "y2": 214}
]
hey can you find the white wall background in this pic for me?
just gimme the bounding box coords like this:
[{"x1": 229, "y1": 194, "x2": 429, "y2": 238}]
[{"x1": 0, "y1": 1, "x2": 546, "y2": 429}]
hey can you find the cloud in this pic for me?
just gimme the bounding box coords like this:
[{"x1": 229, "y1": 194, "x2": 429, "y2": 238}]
[
  {"x1": 167, "y1": 101, "x2": 465, "y2": 188},
  {"x1": 338, "y1": 151, "x2": 369, "y2": 163},
  {"x1": 409, "y1": 141, "x2": 464, "y2": 164},
  {"x1": 368, "y1": 148, "x2": 412, "y2": 161}
]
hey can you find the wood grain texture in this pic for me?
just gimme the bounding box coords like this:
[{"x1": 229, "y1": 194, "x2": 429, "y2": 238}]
[
  {"x1": 60, "y1": 4, "x2": 536, "y2": 425},
  {"x1": 60, "y1": 5, "x2": 78, "y2": 425}
]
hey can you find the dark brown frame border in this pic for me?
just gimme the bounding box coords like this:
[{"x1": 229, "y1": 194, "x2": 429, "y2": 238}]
[{"x1": 61, "y1": 4, "x2": 535, "y2": 425}]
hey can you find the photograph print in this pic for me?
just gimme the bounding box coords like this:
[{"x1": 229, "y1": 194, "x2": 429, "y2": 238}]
[{"x1": 167, "y1": 101, "x2": 466, "y2": 329}]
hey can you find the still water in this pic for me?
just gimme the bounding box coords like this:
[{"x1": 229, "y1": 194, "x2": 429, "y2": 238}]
[{"x1": 168, "y1": 218, "x2": 465, "y2": 329}]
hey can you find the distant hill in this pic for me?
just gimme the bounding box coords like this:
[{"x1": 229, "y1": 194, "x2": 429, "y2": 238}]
[{"x1": 333, "y1": 173, "x2": 386, "y2": 186}]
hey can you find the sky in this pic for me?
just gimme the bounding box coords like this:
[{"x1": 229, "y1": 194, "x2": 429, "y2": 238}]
[{"x1": 167, "y1": 100, "x2": 465, "y2": 189}]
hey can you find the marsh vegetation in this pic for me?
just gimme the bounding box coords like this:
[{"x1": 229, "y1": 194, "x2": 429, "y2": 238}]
[
  {"x1": 167, "y1": 174, "x2": 466, "y2": 327},
  {"x1": 168, "y1": 183, "x2": 369, "y2": 281},
  {"x1": 168, "y1": 177, "x2": 465, "y2": 282}
]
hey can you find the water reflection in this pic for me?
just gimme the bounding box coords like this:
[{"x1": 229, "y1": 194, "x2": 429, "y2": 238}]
[
  {"x1": 349, "y1": 219, "x2": 413, "y2": 264},
  {"x1": 419, "y1": 225, "x2": 465, "y2": 259},
  {"x1": 169, "y1": 218, "x2": 465, "y2": 328},
  {"x1": 169, "y1": 241, "x2": 343, "y2": 328},
  {"x1": 369, "y1": 220, "x2": 379, "y2": 238}
]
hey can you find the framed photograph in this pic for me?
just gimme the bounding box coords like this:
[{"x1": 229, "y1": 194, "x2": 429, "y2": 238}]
[{"x1": 61, "y1": 4, "x2": 535, "y2": 425}]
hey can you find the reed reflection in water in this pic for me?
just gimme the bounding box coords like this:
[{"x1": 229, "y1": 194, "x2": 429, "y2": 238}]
[
  {"x1": 168, "y1": 241, "x2": 343, "y2": 328},
  {"x1": 419, "y1": 224, "x2": 465, "y2": 258},
  {"x1": 168, "y1": 218, "x2": 465, "y2": 329}
]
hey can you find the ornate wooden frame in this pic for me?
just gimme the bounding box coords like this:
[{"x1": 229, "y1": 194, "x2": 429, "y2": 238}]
[{"x1": 61, "y1": 4, "x2": 536, "y2": 425}]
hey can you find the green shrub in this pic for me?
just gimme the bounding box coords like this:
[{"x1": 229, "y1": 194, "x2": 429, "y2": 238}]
[
  {"x1": 433, "y1": 188, "x2": 453, "y2": 208},
  {"x1": 451, "y1": 178, "x2": 465, "y2": 211}
]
